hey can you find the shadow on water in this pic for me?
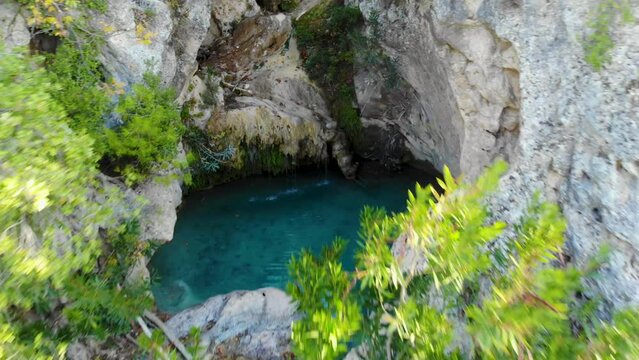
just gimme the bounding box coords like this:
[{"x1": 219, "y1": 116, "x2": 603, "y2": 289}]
[{"x1": 149, "y1": 164, "x2": 436, "y2": 313}]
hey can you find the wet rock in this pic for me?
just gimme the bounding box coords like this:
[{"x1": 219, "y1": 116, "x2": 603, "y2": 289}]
[
  {"x1": 208, "y1": 35, "x2": 358, "y2": 178},
  {"x1": 167, "y1": 288, "x2": 296, "y2": 360}
]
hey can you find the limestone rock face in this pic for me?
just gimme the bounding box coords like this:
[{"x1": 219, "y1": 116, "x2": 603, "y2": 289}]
[
  {"x1": 482, "y1": 0, "x2": 639, "y2": 309},
  {"x1": 212, "y1": 0, "x2": 260, "y2": 36},
  {"x1": 136, "y1": 144, "x2": 186, "y2": 243},
  {"x1": 94, "y1": 0, "x2": 176, "y2": 86},
  {"x1": 350, "y1": 0, "x2": 639, "y2": 309},
  {"x1": 244, "y1": 36, "x2": 358, "y2": 177},
  {"x1": 136, "y1": 177, "x2": 181, "y2": 243},
  {"x1": 348, "y1": 0, "x2": 520, "y2": 179},
  {"x1": 95, "y1": 0, "x2": 212, "y2": 100},
  {"x1": 203, "y1": 31, "x2": 358, "y2": 178},
  {"x1": 172, "y1": 0, "x2": 213, "y2": 101},
  {"x1": 167, "y1": 288, "x2": 296, "y2": 359},
  {"x1": 92, "y1": 0, "x2": 212, "y2": 243},
  {"x1": 208, "y1": 14, "x2": 292, "y2": 73},
  {"x1": 0, "y1": 2, "x2": 29, "y2": 50}
]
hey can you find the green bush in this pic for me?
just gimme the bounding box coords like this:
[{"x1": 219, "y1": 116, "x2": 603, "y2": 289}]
[
  {"x1": 288, "y1": 161, "x2": 639, "y2": 359},
  {"x1": 288, "y1": 238, "x2": 361, "y2": 359},
  {"x1": 333, "y1": 92, "x2": 361, "y2": 141},
  {"x1": 257, "y1": 146, "x2": 289, "y2": 174},
  {"x1": 295, "y1": 3, "x2": 398, "y2": 144},
  {"x1": 280, "y1": 0, "x2": 300, "y2": 12},
  {"x1": 46, "y1": 40, "x2": 186, "y2": 185},
  {"x1": 106, "y1": 72, "x2": 185, "y2": 185},
  {"x1": 15, "y1": 0, "x2": 107, "y2": 36},
  {"x1": 47, "y1": 40, "x2": 112, "y2": 156},
  {"x1": 0, "y1": 43, "x2": 151, "y2": 358},
  {"x1": 295, "y1": 3, "x2": 363, "y2": 142}
]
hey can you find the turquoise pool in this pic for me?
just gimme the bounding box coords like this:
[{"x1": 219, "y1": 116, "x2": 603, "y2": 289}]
[{"x1": 149, "y1": 167, "x2": 433, "y2": 313}]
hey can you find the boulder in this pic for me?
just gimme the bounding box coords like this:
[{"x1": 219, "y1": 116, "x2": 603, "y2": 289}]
[{"x1": 167, "y1": 288, "x2": 297, "y2": 359}]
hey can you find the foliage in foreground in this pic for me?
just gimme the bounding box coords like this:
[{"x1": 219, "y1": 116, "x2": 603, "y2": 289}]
[
  {"x1": 1, "y1": 0, "x2": 197, "y2": 356},
  {"x1": 47, "y1": 40, "x2": 112, "y2": 156},
  {"x1": 288, "y1": 161, "x2": 639, "y2": 359},
  {"x1": 0, "y1": 44, "x2": 152, "y2": 359}
]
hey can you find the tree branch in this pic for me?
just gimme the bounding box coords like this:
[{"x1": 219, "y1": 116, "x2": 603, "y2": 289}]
[{"x1": 143, "y1": 310, "x2": 193, "y2": 360}]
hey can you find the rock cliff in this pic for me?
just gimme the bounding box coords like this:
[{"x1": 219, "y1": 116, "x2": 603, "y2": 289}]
[
  {"x1": 347, "y1": 0, "x2": 639, "y2": 309},
  {"x1": 188, "y1": 9, "x2": 358, "y2": 178},
  {"x1": 6, "y1": 0, "x2": 636, "y2": 356}
]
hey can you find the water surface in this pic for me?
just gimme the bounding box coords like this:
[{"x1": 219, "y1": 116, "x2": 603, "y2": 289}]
[{"x1": 149, "y1": 167, "x2": 433, "y2": 313}]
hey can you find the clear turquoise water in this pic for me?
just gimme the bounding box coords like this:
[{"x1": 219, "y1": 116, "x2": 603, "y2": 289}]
[{"x1": 149, "y1": 167, "x2": 433, "y2": 313}]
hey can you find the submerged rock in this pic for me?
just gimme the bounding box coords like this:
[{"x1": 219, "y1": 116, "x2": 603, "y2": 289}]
[{"x1": 166, "y1": 288, "x2": 296, "y2": 359}]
